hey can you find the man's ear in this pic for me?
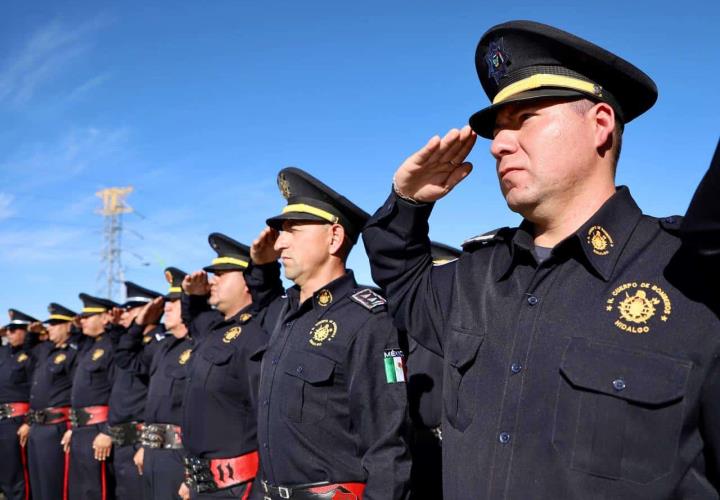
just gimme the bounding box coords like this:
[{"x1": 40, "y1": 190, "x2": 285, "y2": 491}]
[
  {"x1": 591, "y1": 102, "x2": 615, "y2": 157},
  {"x1": 328, "y1": 224, "x2": 347, "y2": 256}
]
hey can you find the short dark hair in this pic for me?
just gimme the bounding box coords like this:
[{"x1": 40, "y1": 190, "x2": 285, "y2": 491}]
[{"x1": 568, "y1": 98, "x2": 623, "y2": 171}]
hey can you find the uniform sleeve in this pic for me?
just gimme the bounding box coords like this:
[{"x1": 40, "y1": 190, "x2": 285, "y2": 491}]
[
  {"x1": 114, "y1": 323, "x2": 150, "y2": 373},
  {"x1": 244, "y1": 261, "x2": 284, "y2": 311},
  {"x1": 700, "y1": 348, "x2": 720, "y2": 489},
  {"x1": 181, "y1": 294, "x2": 215, "y2": 342},
  {"x1": 347, "y1": 312, "x2": 411, "y2": 500},
  {"x1": 363, "y1": 190, "x2": 455, "y2": 355},
  {"x1": 682, "y1": 139, "x2": 720, "y2": 256}
]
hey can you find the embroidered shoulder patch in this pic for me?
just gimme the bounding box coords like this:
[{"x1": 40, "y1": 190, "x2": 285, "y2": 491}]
[{"x1": 351, "y1": 289, "x2": 387, "y2": 311}]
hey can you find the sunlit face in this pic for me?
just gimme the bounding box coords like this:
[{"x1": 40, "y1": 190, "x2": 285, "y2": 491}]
[
  {"x1": 490, "y1": 99, "x2": 597, "y2": 218},
  {"x1": 273, "y1": 220, "x2": 334, "y2": 286},
  {"x1": 6, "y1": 327, "x2": 27, "y2": 347},
  {"x1": 79, "y1": 312, "x2": 106, "y2": 337},
  {"x1": 163, "y1": 299, "x2": 185, "y2": 338},
  {"x1": 47, "y1": 322, "x2": 72, "y2": 346},
  {"x1": 209, "y1": 270, "x2": 249, "y2": 314},
  {"x1": 120, "y1": 306, "x2": 142, "y2": 328}
]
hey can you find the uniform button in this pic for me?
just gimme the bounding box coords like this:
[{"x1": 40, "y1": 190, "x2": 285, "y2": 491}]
[
  {"x1": 612, "y1": 378, "x2": 626, "y2": 391},
  {"x1": 263, "y1": 399, "x2": 269, "y2": 406},
  {"x1": 271, "y1": 357, "x2": 279, "y2": 365},
  {"x1": 498, "y1": 432, "x2": 511, "y2": 444},
  {"x1": 296, "y1": 365, "x2": 304, "y2": 374},
  {"x1": 527, "y1": 295, "x2": 539, "y2": 306},
  {"x1": 262, "y1": 442, "x2": 268, "y2": 448},
  {"x1": 510, "y1": 362, "x2": 522, "y2": 374}
]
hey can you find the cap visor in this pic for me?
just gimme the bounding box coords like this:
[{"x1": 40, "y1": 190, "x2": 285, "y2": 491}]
[
  {"x1": 203, "y1": 264, "x2": 245, "y2": 273},
  {"x1": 266, "y1": 212, "x2": 330, "y2": 230}
]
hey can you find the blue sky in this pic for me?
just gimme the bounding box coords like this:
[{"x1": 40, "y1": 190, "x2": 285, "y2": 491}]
[{"x1": 1, "y1": 0, "x2": 718, "y2": 318}]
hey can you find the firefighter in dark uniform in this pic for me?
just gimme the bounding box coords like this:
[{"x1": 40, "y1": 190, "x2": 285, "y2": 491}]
[
  {"x1": 0, "y1": 309, "x2": 36, "y2": 500},
  {"x1": 130, "y1": 267, "x2": 192, "y2": 499},
  {"x1": 24, "y1": 303, "x2": 80, "y2": 500},
  {"x1": 108, "y1": 281, "x2": 165, "y2": 499},
  {"x1": 64, "y1": 293, "x2": 120, "y2": 500},
  {"x1": 363, "y1": 20, "x2": 720, "y2": 498},
  {"x1": 682, "y1": 139, "x2": 720, "y2": 256},
  {"x1": 247, "y1": 167, "x2": 411, "y2": 499},
  {"x1": 178, "y1": 233, "x2": 282, "y2": 499},
  {"x1": 403, "y1": 242, "x2": 460, "y2": 500}
]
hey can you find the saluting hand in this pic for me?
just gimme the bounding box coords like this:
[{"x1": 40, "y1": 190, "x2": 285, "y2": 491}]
[
  {"x1": 61, "y1": 429, "x2": 72, "y2": 453},
  {"x1": 251, "y1": 226, "x2": 281, "y2": 265},
  {"x1": 17, "y1": 423, "x2": 30, "y2": 447},
  {"x1": 182, "y1": 271, "x2": 210, "y2": 296},
  {"x1": 136, "y1": 297, "x2": 165, "y2": 326},
  {"x1": 393, "y1": 125, "x2": 477, "y2": 203},
  {"x1": 92, "y1": 432, "x2": 113, "y2": 461}
]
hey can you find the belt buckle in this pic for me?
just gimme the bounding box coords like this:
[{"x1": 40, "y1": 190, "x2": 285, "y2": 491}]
[{"x1": 279, "y1": 486, "x2": 290, "y2": 499}]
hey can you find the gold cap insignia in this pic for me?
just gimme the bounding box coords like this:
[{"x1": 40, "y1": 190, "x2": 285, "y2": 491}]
[
  {"x1": 278, "y1": 173, "x2": 292, "y2": 200},
  {"x1": 143, "y1": 335, "x2": 152, "y2": 344},
  {"x1": 317, "y1": 289, "x2": 333, "y2": 307},
  {"x1": 54, "y1": 353, "x2": 67, "y2": 364},
  {"x1": 606, "y1": 281, "x2": 672, "y2": 334},
  {"x1": 587, "y1": 226, "x2": 614, "y2": 256},
  {"x1": 223, "y1": 326, "x2": 242, "y2": 343},
  {"x1": 240, "y1": 313, "x2": 252, "y2": 323},
  {"x1": 8, "y1": 310, "x2": 14, "y2": 319},
  {"x1": 92, "y1": 348, "x2": 105, "y2": 361},
  {"x1": 309, "y1": 319, "x2": 338, "y2": 347},
  {"x1": 178, "y1": 349, "x2": 192, "y2": 365},
  {"x1": 165, "y1": 270, "x2": 174, "y2": 284},
  {"x1": 17, "y1": 353, "x2": 28, "y2": 363}
]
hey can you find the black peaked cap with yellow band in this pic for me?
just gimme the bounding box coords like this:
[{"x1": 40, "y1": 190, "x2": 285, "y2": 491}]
[
  {"x1": 44, "y1": 303, "x2": 78, "y2": 325},
  {"x1": 266, "y1": 167, "x2": 370, "y2": 243},
  {"x1": 124, "y1": 281, "x2": 162, "y2": 309},
  {"x1": 164, "y1": 267, "x2": 187, "y2": 300},
  {"x1": 78, "y1": 293, "x2": 118, "y2": 317},
  {"x1": 469, "y1": 20, "x2": 658, "y2": 139},
  {"x1": 4, "y1": 309, "x2": 39, "y2": 329},
  {"x1": 203, "y1": 233, "x2": 251, "y2": 273},
  {"x1": 430, "y1": 241, "x2": 462, "y2": 265}
]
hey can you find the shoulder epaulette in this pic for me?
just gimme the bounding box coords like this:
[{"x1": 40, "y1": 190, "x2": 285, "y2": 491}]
[
  {"x1": 659, "y1": 215, "x2": 683, "y2": 234},
  {"x1": 461, "y1": 227, "x2": 510, "y2": 251},
  {"x1": 350, "y1": 288, "x2": 387, "y2": 312}
]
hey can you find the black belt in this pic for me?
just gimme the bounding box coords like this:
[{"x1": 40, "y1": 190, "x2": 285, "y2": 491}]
[
  {"x1": 140, "y1": 423, "x2": 183, "y2": 449},
  {"x1": 107, "y1": 421, "x2": 143, "y2": 446},
  {"x1": 28, "y1": 407, "x2": 71, "y2": 425}
]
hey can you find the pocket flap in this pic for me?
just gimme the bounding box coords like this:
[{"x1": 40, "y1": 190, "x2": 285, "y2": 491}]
[
  {"x1": 447, "y1": 329, "x2": 484, "y2": 370},
  {"x1": 560, "y1": 337, "x2": 692, "y2": 405},
  {"x1": 201, "y1": 345, "x2": 233, "y2": 365},
  {"x1": 284, "y1": 350, "x2": 335, "y2": 384}
]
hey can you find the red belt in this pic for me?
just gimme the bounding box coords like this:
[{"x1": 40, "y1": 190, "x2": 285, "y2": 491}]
[
  {"x1": 0, "y1": 402, "x2": 30, "y2": 419},
  {"x1": 261, "y1": 480, "x2": 366, "y2": 499},
  {"x1": 70, "y1": 405, "x2": 109, "y2": 427},
  {"x1": 31, "y1": 406, "x2": 71, "y2": 424},
  {"x1": 211, "y1": 451, "x2": 259, "y2": 489},
  {"x1": 306, "y1": 483, "x2": 365, "y2": 499}
]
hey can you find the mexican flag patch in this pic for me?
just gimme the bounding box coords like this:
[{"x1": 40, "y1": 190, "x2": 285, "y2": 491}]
[{"x1": 384, "y1": 349, "x2": 406, "y2": 383}]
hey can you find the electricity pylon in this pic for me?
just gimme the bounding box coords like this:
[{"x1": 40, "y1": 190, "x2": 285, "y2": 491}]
[{"x1": 96, "y1": 187, "x2": 133, "y2": 301}]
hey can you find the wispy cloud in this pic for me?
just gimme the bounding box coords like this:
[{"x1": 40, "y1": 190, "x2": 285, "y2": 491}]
[
  {"x1": 0, "y1": 193, "x2": 15, "y2": 220},
  {"x1": 64, "y1": 72, "x2": 111, "y2": 103},
  {"x1": 0, "y1": 17, "x2": 108, "y2": 106}
]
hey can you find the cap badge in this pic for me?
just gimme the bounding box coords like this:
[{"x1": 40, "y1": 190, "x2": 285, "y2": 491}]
[
  {"x1": 178, "y1": 349, "x2": 192, "y2": 365},
  {"x1": 587, "y1": 226, "x2": 614, "y2": 256},
  {"x1": 317, "y1": 289, "x2": 333, "y2": 307},
  {"x1": 17, "y1": 353, "x2": 28, "y2": 363},
  {"x1": 309, "y1": 319, "x2": 337, "y2": 347},
  {"x1": 278, "y1": 173, "x2": 292, "y2": 200},
  {"x1": 605, "y1": 281, "x2": 672, "y2": 334},
  {"x1": 485, "y1": 37, "x2": 511, "y2": 84},
  {"x1": 165, "y1": 270, "x2": 173, "y2": 284},
  {"x1": 54, "y1": 353, "x2": 67, "y2": 364},
  {"x1": 91, "y1": 348, "x2": 105, "y2": 361},
  {"x1": 223, "y1": 326, "x2": 242, "y2": 343}
]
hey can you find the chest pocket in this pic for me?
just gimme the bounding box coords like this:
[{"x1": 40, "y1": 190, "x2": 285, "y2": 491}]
[
  {"x1": 10, "y1": 361, "x2": 29, "y2": 383},
  {"x1": 83, "y1": 353, "x2": 110, "y2": 385},
  {"x1": 165, "y1": 363, "x2": 188, "y2": 406},
  {"x1": 552, "y1": 337, "x2": 691, "y2": 484},
  {"x1": 200, "y1": 345, "x2": 244, "y2": 396},
  {"x1": 444, "y1": 328, "x2": 484, "y2": 432},
  {"x1": 282, "y1": 350, "x2": 335, "y2": 424}
]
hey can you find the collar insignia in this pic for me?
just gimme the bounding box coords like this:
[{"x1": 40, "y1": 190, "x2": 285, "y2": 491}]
[
  {"x1": 143, "y1": 335, "x2": 152, "y2": 344},
  {"x1": 240, "y1": 313, "x2": 252, "y2": 323},
  {"x1": 309, "y1": 319, "x2": 337, "y2": 347},
  {"x1": 178, "y1": 349, "x2": 192, "y2": 365},
  {"x1": 17, "y1": 353, "x2": 28, "y2": 363},
  {"x1": 223, "y1": 326, "x2": 242, "y2": 343},
  {"x1": 587, "y1": 225, "x2": 614, "y2": 256},
  {"x1": 54, "y1": 353, "x2": 67, "y2": 364},
  {"x1": 606, "y1": 281, "x2": 672, "y2": 334},
  {"x1": 317, "y1": 289, "x2": 333, "y2": 307},
  {"x1": 91, "y1": 348, "x2": 105, "y2": 361}
]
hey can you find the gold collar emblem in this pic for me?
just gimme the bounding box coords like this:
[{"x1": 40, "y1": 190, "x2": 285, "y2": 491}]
[
  {"x1": 240, "y1": 313, "x2": 252, "y2": 323},
  {"x1": 309, "y1": 319, "x2": 338, "y2": 347},
  {"x1": 17, "y1": 353, "x2": 28, "y2": 363},
  {"x1": 143, "y1": 335, "x2": 152, "y2": 344},
  {"x1": 178, "y1": 349, "x2": 192, "y2": 365},
  {"x1": 54, "y1": 353, "x2": 67, "y2": 364},
  {"x1": 278, "y1": 173, "x2": 292, "y2": 200},
  {"x1": 587, "y1": 226, "x2": 614, "y2": 256},
  {"x1": 606, "y1": 281, "x2": 672, "y2": 334},
  {"x1": 317, "y1": 289, "x2": 333, "y2": 307},
  {"x1": 92, "y1": 348, "x2": 105, "y2": 361},
  {"x1": 223, "y1": 326, "x2": 242, "y2": 343}
]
